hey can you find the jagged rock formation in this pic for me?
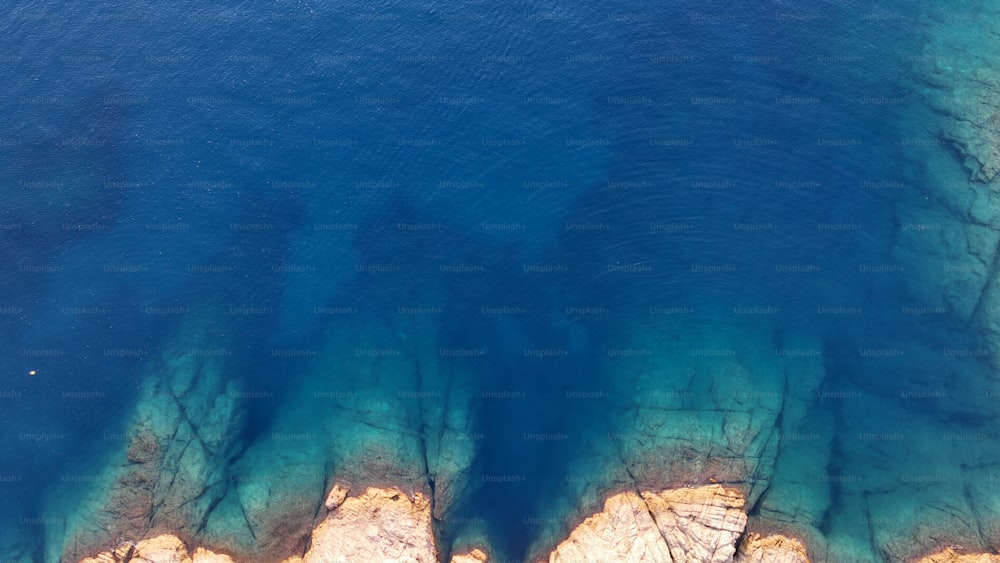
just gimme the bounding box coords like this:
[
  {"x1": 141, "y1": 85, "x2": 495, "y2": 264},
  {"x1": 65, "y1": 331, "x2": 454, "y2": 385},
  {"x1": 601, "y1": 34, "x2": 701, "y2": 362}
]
[
  {"x1": 79, "y1": 484, "x2": 812, "y2": 563},
  {"x1": 736, "y1": 533, "x2": 809, "y2": 563},
  {"x1": 81, "y1": 481, "x2": 1000, "y2": 563},
  {"x1": 642, "y1": 486, "x2": 748, "y2": 562},
  {"x1": 549, "y1": 485, "x2": 805, "y2": 563},
  {"x1": 510, "y1": 323, "x2": 831, "y2": 561},
  {"x1": 548, "y1": 490, "x2": 675, "y2": 562},
  {"x1": 918, "y1": 548, "x2": 1000, "y2": 563},
  {"x1": 299, "y1": 484, "x2": 436, "y2": 562},
  {"x1": 79, "y1": 534, "x2": 234, "y2": 563}
]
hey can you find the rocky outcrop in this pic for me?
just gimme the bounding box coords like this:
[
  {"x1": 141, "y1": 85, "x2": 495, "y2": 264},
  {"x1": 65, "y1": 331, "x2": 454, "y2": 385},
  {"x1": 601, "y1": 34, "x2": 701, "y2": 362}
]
[
  {"x1": 548, "y1": 490, "x2": 674, "y2": 563},
  {"x1": 82, "y1": 485, "x2": 814, "y2": 563},
  {"x1": 550, "y1": 485, "x2": 788, "y2": 563},
  {"x1": 79, "y1": 534, "x2": 234, "y2": 563},
  {"x1": 735, "y1": 533, "x2": 809, "y2": 563},
  {"x1": 917, "y1": 548, "x2": 1000, "y2": 563},
  {"x1": 450, "y1": 547, "x2": 489, "y2": 563},
  {"x1": 642, "y1": 486, "x2": 747, "y2": 563},
  {"x1": 300, "y1": 484, "x2": 437, "y2": 562},
  {"x1": 80, "y1": 485, "x2": 443, "y2": 563}
]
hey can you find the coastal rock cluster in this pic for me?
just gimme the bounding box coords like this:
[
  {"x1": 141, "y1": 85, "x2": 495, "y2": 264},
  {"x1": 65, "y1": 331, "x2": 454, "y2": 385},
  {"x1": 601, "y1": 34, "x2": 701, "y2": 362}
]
[
  {"x1": 917, "y1": 549, "x2": 1000, "y2": 563},
  {"x1": 58, "y1": 309, "x2": 486, "y2": 562},
  {"x1": 80, "y1": 534, "x2": 234, "y2": 563},
  {"x1": 79, "y1": 484, "x2": 813, "y2": 563},
  {"x1": 64, "y1": 311, "x2": 1000, "y2": 562},
  {"x1": 77, "y1": 495, "x2": 1000, "y2": 563},
  {"x1": 297, "y1": 485, "x2": 436, "y2": 562}
]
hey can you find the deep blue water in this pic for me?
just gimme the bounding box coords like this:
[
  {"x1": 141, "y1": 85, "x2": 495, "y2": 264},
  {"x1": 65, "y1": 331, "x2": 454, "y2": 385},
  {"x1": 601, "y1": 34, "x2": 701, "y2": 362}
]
[{"x1": 1, "y1": 1, "x2": 991, "y2": 561}]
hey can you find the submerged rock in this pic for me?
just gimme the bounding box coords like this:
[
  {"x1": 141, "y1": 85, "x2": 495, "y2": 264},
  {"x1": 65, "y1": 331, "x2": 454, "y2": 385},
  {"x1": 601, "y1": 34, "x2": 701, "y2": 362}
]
[
  {"x1": 912, "y1": 3, "x2": 1000, "y2": 185},
  {"x1": 74, "y1": 482, "x2": 1000, "y2": 563},
  {"x1": 514, "y1": 320, "x2": 832, "y2": 560},
  {"x1": 57, "y1": 325, "x2": 245, "y2": 562},
  {"x1": 605, "y1": 322, "x2": 825, "y2": 504},
  {"x1": 79, "y1": 485, "x2": 811, "y2": 563},
  {"x1": 60, "y1": 297, "x2": 485, "y2": 561}
]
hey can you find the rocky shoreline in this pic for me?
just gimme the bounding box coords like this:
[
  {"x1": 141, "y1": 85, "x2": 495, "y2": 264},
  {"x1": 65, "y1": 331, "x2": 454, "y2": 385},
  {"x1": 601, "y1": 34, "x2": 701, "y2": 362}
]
[
  {"x1": 78, "y1": 481, "x2": 1000, "y2": 562},
  {"x1": 78, "y1": 484, "x2": 801, "y2": 563},
  {"x1": 46, "y1": 304, "x2": 1000, "y2": 562}
]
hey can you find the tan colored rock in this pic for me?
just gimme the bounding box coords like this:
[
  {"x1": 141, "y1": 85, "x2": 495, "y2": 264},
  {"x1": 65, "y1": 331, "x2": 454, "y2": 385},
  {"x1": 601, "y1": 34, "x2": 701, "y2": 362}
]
[
  {"x1": 130, "y1": 535, "x2": 189, "y2": 562},
  {"x1": 642, "y1": 485, "x2": 748, "y2": 563},
  {"x1": 191, "y1": 546, "x2": 238, "y2": 563},
  {"x1": 324, "y1": 483, "x2": 349, "y2": 510},
  {"x1": 550, "y1": 485, "x2": 749, "y2": 563},
  {"x1": 75, "y1": 485, "x2": 818, "y2": 563},
  {"x1": 735, "y1": 533, "x2": 809, "y2": 563},
  {"x1": 80, "y1": 534, "x2": 234, "y2": 563},
  {"x1": 917, "y1": 548, "x2": 1000, "y2": 563},
  {"x1": 80, "y1": 552, "x2": 119, "y2": 563},
  {"x1": 549, "y1": 491, "x2": 674, "y2": 563},
  {"x1": 302, "y1": 485, "x2": 437, "y2": 563},
  {"x1": 451, "y1": 547, "x2": 489, "y2": 562}
]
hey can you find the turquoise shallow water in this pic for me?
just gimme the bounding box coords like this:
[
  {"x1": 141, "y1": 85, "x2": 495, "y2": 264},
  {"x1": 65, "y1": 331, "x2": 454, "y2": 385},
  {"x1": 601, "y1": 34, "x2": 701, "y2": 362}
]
[{"x1": 1, "y1": 1, "x2": 999, "y2": 561}]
